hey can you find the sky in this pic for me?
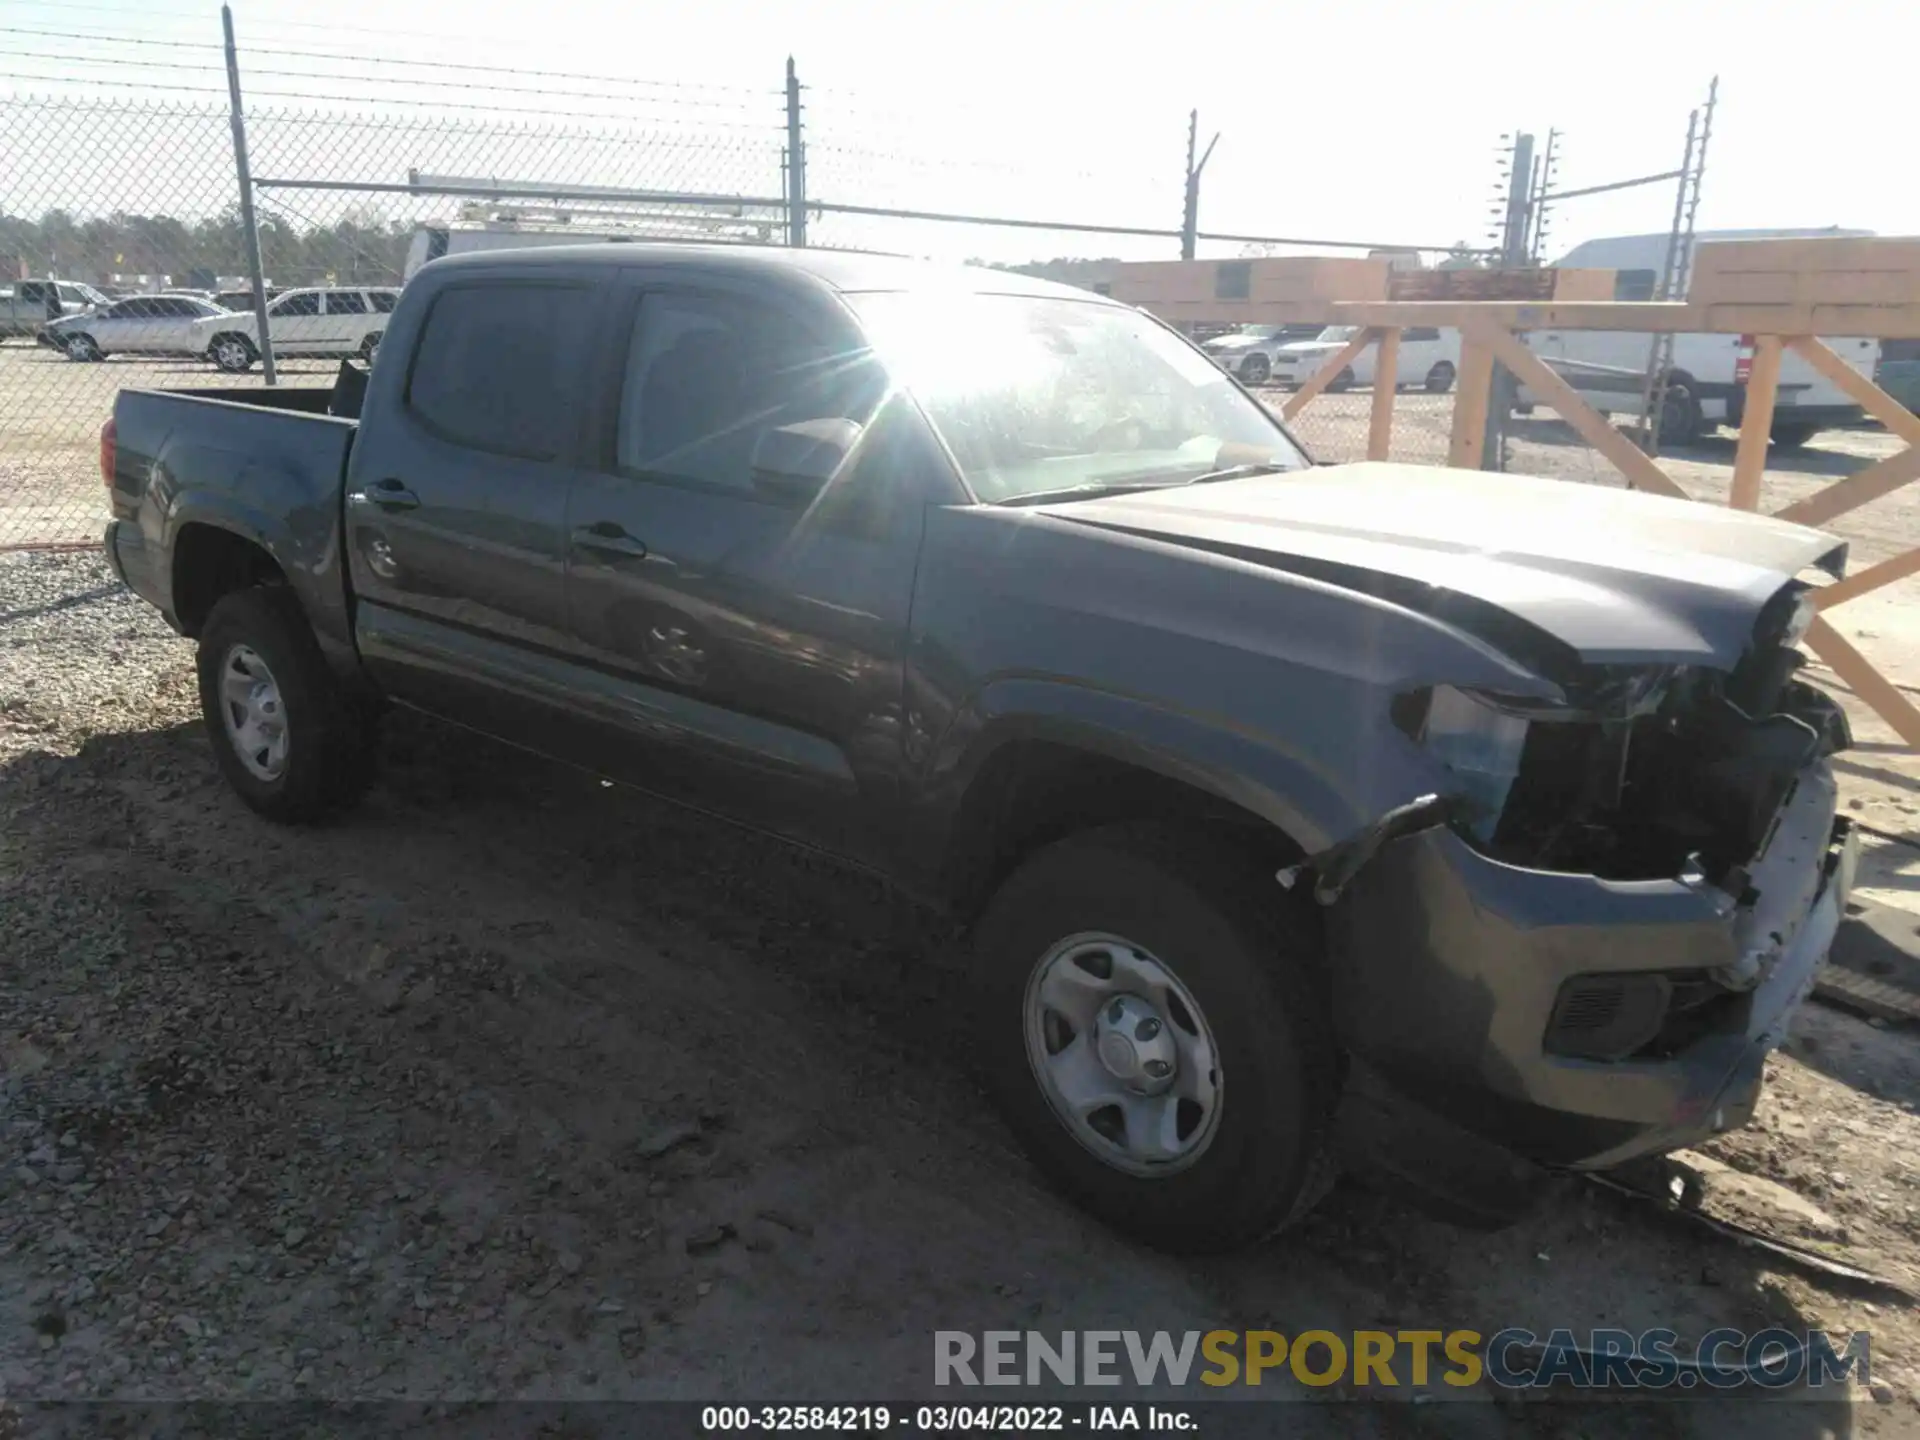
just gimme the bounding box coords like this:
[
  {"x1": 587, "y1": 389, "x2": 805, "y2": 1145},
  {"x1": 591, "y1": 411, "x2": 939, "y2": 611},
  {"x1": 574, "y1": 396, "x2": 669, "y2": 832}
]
[{"x1": 4, "y1": 0, "x2": 1913, "y2": 267}]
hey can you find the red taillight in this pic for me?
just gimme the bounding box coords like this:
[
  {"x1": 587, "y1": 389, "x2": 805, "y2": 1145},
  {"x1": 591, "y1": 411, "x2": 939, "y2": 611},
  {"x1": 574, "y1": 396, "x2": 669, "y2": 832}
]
[
  {"x1": 1734, "y1": 335, "x2": 1754, "y2": 386},
  {"x1": 99, "y1": 418, "x2": 116, "y2": 489}
]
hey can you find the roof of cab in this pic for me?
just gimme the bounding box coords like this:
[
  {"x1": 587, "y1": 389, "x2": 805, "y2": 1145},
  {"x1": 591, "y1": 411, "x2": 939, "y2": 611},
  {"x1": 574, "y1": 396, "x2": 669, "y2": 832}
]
[{"x1": 422, "y1": 241, "x2": 1109, "y2": 303}]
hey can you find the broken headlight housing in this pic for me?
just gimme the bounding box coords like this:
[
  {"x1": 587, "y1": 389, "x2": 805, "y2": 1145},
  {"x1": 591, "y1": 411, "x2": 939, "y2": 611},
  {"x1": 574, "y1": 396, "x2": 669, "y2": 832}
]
[{"x1": 1417, "y1": 686, "x2": 1530, "y2": 841}]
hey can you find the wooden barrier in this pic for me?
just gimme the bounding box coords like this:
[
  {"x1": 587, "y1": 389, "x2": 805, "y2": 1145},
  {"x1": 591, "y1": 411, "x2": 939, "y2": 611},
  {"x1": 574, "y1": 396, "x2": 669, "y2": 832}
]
[{"x1": 1174, "y1": 239, "x2": 1920, "y2": 748}]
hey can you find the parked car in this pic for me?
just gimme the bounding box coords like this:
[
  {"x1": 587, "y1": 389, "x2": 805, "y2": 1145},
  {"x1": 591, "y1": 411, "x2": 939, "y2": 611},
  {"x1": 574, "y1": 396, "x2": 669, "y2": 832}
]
[
  {"x1": 214, "y1": 288, "x2": 278, "y2": 313},
  {"x1": 1523, "y1": 229, "x2": 1881, "y2": 448},
  {"x1": 192, "y1": 286, "x2": 402, "y2": 372},
  {"x1": 1200, "y1": 324, "x2": 1328, "y2": 385},
  {"x1": 102, "y1": 244, "x2": 1856, "y2": 1253},
  {"x1": 1, "y1": 278, "x2": 110, "y2": 339},
  {"x1": 1270, "y1": 324, "x2": 1461, "y2": 393},
  {"x1": 45, "y1": 294, "x2": 231, "y2": 361}
]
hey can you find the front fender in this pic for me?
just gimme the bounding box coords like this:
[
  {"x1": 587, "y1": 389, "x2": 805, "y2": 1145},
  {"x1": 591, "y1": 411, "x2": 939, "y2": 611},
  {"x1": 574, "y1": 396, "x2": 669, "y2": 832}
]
[{"x1": 918, "y1": 674, "x2": 1433, "y2": 869}]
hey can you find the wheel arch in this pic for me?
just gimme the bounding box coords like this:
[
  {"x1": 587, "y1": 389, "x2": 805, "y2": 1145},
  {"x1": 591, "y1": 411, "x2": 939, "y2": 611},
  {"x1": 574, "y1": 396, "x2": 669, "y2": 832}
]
[
  {"x1": 932, "y1": 696, "x2": 1342, "y2": 919},
  {"x1": 169, "y1": 522, "x2": 287, "y2": 637}
]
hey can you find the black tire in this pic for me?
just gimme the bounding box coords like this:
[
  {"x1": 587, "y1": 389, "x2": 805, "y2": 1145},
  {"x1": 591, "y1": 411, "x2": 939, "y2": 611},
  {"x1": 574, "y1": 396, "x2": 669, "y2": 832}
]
[
  {"x1": 1327, "y1": 367, "x2": 1356, "y2": 393},
  {"x1": 358, "y1": 332, "x2": 381, "y2": 362},
  {"x1": 1770, "y1": 421, "x2": 1820, "y2": 452},
  {"x1": 1657, "y1": 378, "x2": 1702, "y2": 447},
  {"x1": 196, "y1": 586, "x2": 376, "y2": 823},
  {"x1": 209, "y1": 333, "x2": 257, "y2": 373},
  {"x1": 1424, "y1": 361, "x2": 1456, "y2": 394},
  {"x1": 973, "y1": 824, "x2": 1336, "y2": 1253},
  {"x1": 1239, "y1": 353, "x2": 1271, "y2": 386},
  {"x1": 64, "y1": 333, "x2": 101, "y2": 363}
]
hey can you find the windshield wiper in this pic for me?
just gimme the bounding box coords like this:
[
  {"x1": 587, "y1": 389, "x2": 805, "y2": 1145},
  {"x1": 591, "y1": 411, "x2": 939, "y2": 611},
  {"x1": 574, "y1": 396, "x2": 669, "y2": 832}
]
[
  {"x1": 992, "y1": 481, "x2": 1179, "y2": 508},
  {"x1": 1179, "y1": 461, "x2": 1296, "y2": 486}
]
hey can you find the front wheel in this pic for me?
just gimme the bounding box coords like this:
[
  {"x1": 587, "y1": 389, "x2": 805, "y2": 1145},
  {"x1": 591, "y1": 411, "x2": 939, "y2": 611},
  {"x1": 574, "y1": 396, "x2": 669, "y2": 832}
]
[
  {"x1": 1327, "y1": 367, "x2": 1356, "y2": 393},
  {"x1": 1239, "y1": 354, "x2": 1271, "y2": 386},
  {"x1": 209, "y1": 333, "x2": 257, "y2": 373},
  {"x1": 1425, "y1": 361, "x2": 1456, "y2": 394},
  {"x1": 973, "y1": 825, "x2": 1336, "y2": 1252},
  {"x1": 196, "y1": 587, "x2": 377, "y2": 823},
  {"x1": 64, "y1": 333, "x2": 101, "y2": 363}
]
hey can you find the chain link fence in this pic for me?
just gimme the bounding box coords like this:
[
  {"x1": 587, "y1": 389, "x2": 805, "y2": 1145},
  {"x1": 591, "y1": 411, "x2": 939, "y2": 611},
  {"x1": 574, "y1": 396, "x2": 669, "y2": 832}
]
[{"x1": 2, "y1": 55, "x2": 1459, "y2": 550}]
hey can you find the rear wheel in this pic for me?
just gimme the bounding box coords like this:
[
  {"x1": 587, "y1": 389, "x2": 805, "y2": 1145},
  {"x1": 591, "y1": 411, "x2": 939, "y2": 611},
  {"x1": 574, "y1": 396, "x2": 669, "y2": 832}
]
[
  {"x1": 1770, "y1": 420, "x2": 1820, "y2": 452},
  {"x1": 64, "y1": 333, "x2": 101, "y2": 362},
  {"x1": 209, "y1": 333, "x2": 257, "y2": 373},
  {"x1": 1425, "y1": 361, "x2": 1456, "y2": 393},
  {"x1": 973, "y1": 824, "x2": 1335, "y2": 1252},
  {"x1": 1657, "y1": 378, "x2": 1702, "y2": 447},
  {"x1": 1239, "y1": 353, "x2": 1271, "y2": 386},
  {"x1": 196, "y1": 586, "x2": 376, "y2": 823},
  {"x1": 357, "y1": 332, "x2": 381, "y2": 362}
]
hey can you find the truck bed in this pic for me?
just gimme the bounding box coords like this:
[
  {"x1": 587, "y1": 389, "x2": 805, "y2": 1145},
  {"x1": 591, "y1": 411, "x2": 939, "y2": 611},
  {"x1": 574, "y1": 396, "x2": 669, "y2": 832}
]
[{"x1": 105, "y1": 377, "x2": 363, "y2": 661}]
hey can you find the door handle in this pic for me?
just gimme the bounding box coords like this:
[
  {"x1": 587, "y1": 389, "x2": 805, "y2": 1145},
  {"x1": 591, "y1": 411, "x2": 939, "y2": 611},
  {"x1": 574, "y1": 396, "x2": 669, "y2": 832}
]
[
  {"x1": 349, "y1": 477, "x2": 420, "y2": 512},
  {"x1": 574, "y1": 519, "x2": 649, "y2": 559}
]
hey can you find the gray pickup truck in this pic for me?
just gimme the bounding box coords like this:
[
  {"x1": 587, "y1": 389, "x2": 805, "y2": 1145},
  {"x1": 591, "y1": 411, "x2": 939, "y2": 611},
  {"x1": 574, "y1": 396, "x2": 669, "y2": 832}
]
[{"x1": 103, "y1": 244, "x2": 1857, "y2": 1252}]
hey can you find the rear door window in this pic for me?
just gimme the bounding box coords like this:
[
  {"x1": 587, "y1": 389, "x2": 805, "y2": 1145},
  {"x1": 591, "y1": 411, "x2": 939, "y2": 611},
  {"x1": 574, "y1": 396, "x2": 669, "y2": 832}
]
[
  {"x1": 326, "y1": 291, "x2": 369, "y2": 315},
  {"x1": 406, "y1": 282, "x2": 597, "y2": 460},
  {"x1": 369, "y1": 291, "x2": 399, "y2": 314}
]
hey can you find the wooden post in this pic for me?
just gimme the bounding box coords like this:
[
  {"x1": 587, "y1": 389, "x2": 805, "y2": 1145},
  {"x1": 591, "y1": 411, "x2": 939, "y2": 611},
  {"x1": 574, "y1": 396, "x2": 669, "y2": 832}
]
[
  {"x1": 1728, "y1": 334, "x2": 1784, "y2": 511},
  {"x1": 1447, "y1": 334, "x2": 1495, "y2": 469},
  {"x1": 1788, "y1": 336, "x2": 1920, "y2": 447},
  {"x1": 1812, "y1": 546, "x2": 1920, "y2": 610},
  {"x1": 1368, "y1": 327, "x2": 1400, "y2": 461},
  {"x1": 1469, "y1": 321, "x2": 1692, "y2": 500},
  {"x1": 1279, "y1": 329, "x2": 1378, "y2": 421},
  {"x1": 1806, "y1": 618, "x2": 1920, "y2": 749}
]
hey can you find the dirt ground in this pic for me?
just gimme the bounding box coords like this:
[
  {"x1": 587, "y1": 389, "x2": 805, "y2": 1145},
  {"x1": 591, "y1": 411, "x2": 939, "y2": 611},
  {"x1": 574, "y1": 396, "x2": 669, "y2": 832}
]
[
  {"x1": 7, "y1": 338, "x2": 1920, "y2": 1431},
  {"x1": 5, "y1": 547, "x2": 1920, "y2": 1435}
]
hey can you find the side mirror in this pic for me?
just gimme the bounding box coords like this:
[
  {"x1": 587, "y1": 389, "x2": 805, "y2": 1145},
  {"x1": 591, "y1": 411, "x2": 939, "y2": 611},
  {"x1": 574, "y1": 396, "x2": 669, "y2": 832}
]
[{"x1": 750, "y1": 417, "x2": 863, "y2": 501}]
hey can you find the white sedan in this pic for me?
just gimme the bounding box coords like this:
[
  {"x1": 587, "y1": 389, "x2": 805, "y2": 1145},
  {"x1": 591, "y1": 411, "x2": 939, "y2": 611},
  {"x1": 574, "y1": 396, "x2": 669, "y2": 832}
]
[
  {"x1": 1268, "y1": 325, "x2": 1461, "y2": 393},
  {"x1": 47, "y1": 295, "x2": 231, "y2": 362}
]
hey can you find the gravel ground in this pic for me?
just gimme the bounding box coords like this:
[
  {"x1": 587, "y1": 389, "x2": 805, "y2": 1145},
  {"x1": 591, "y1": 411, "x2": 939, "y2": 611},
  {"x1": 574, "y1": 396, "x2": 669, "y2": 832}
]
[{"x1": 6, "y1": 550, "x2": 1920, "y2": 1436}]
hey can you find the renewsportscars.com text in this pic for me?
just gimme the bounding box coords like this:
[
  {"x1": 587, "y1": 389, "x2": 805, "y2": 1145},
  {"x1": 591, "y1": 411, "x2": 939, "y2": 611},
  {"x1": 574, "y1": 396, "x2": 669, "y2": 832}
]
[{"x1": 935, "y1": 1328, "x2": 1872, "y2": 1390}]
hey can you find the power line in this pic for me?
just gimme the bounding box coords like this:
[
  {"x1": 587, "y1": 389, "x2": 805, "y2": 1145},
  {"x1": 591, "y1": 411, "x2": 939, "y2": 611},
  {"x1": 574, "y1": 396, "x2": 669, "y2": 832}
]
[{"x1": 0, "y1": 26, "x2": 773, "y2": 98}]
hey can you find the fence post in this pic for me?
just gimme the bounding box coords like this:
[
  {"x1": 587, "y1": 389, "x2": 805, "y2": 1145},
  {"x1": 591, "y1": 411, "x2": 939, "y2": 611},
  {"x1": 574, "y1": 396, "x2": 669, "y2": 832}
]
[
  {"x1": 1479, "y1": 130, "x2": 1532, "y2": 470},
  {"x1": 785, "y1": 58, "x2": 807, "y2": 248},
  {"x1": 221, "y1": 4, "x2": 276, "y2": 384}
]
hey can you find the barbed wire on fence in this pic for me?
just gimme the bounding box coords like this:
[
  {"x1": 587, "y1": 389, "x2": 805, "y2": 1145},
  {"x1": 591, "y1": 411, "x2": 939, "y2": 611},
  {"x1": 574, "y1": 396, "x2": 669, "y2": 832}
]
[{"x1": 0, "y1": 34, "x2": 1463, "y2": 551}]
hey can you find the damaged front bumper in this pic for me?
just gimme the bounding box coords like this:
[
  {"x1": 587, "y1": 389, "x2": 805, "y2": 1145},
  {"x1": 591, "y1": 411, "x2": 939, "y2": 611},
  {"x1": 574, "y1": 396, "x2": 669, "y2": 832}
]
[{"x1": 1325, "y1": 760, "x2": 1855, "y2": 1224}]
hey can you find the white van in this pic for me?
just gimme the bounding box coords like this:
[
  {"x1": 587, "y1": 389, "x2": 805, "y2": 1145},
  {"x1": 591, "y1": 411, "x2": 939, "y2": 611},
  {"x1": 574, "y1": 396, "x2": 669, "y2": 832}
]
[{"x1": 1526, "y1": 227, "x2": 1881, "y2": 449}]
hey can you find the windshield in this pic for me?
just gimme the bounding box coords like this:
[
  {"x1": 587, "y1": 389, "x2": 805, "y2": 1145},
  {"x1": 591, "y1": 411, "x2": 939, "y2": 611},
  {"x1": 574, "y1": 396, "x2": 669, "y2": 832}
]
[
  {"x1": 849, "y1": 292, "x2": 1306, "y2": 504},
  {"x1": 1315, "y1": 325, "x2": 1360, "y2": 342}
]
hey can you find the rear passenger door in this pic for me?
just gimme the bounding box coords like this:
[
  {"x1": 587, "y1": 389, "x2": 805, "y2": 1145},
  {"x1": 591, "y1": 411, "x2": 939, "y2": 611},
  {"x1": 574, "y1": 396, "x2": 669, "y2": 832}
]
[
  {"x1": 344, "y1": 275, "x2": 608, "y2": 744},
  {"x1": 561, "y1": 275, "x2": 939, "y2": 863},
  {"x1": 267, "y1": 291, "x2": 325, "y2": 353},
  {"x1": 321, "y1": 289, "x2": 369, "y2": 352}
]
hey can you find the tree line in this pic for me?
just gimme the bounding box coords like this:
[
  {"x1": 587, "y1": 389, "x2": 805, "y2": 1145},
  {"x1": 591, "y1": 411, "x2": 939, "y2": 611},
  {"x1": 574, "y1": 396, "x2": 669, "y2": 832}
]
[{"x1": 0, "y1": 207, "x2": 411, "y2": 288}]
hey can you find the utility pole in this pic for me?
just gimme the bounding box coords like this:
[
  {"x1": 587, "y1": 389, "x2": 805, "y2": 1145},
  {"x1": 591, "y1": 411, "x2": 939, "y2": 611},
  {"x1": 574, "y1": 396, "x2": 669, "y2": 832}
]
[
  {"x1": 1180, "y1": 110, "x2": 1218, "y2": 261},
  {"x1": 1479, "y1": 130, "x2": 1533, "y2": 470},
  {"x1": 221, "y1": 4, "x2": 275, "y2": 384},
  {"x1": 784, "y1": 58, "x2": 807, "y2": 248}
]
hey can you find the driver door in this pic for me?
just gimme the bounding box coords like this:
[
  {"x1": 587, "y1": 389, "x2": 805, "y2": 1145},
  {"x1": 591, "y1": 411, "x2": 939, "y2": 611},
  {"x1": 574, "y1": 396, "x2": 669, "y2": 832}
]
[{"x1": 562, "y1": 275, "x2": 934, "y2": 863}]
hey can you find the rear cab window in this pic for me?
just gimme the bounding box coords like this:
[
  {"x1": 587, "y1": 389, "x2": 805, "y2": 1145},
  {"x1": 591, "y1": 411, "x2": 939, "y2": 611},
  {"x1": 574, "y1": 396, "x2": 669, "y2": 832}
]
[{"x1": 405, "y1": 281, "x2": 597, "y2": 459}]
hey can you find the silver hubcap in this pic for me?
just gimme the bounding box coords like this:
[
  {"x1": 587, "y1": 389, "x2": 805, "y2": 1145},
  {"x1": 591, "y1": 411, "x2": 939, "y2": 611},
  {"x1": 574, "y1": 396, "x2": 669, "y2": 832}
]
[
  {"x1": 218, "y1": 644, "x2": 289, "y2": 781},
  {"x1": 217, "y1": 341, "x2": 246, "y2": 367},
  {"x1": 1023, "y1": 932, "x2": 1222, "y2": 1177}
]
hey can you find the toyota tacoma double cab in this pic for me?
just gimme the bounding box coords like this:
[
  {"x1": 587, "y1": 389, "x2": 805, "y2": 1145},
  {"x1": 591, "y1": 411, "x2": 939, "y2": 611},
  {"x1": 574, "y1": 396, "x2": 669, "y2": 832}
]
[{"x1": 102, "y1": 244, "x2": 1857, "y2": 1252}]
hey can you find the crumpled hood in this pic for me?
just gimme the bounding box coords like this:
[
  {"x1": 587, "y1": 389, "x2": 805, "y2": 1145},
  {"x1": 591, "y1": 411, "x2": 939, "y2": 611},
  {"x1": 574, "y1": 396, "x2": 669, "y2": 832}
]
[{"x1": 1046, "y1": 461, "x2": 1847, "y2": 671}]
